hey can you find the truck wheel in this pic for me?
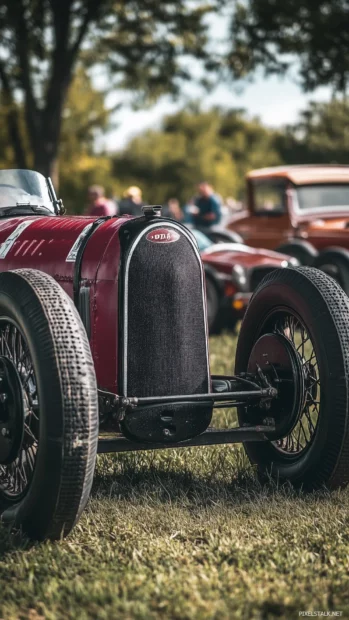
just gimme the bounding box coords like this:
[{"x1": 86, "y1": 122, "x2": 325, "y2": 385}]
[
  {"x1": 314, "y1": 247, "x2": 349, "y2": 295},
  {"x1": 275, "y1": 240, "x2": 318, "y2": 266},
  {"x1": 235, "y1": 267, "x2": 349, "y2": 490},
  {"x1": 0, "y1": 270, "x2": 98, "y2": 540}
]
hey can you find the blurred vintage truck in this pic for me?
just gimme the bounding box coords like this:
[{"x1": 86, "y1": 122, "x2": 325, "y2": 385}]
[{"x1": 228, "y1": 165, "x2": 349, "y2": 293}]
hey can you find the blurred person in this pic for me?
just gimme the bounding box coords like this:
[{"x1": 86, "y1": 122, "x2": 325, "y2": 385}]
[
  {"x1": 162, "y1": 198, "x2": 184, "y2": 221},
  {"x1": 193, "y1": 182, "x2": 222, "y2": 228},
  {"x1": 118, "y1": 186, "x2": 144, "y2": 216},
  {"x1": 182, "y1": 197, "x2": 197, "y2": 225},
  {"x1": 86, "y1": 185, "x2": 116, "y2": 217}
]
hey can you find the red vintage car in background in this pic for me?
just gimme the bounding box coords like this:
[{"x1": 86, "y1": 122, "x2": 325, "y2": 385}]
[
  {"x1": 228, "y1": 165, "x2": 349, "y2": 293},
  {"x1": 191, "y1": 229, "x2": 298, "y2": 330},
  {"x1": 0, "y1": 169, "x2": 349, "y2": 542}
]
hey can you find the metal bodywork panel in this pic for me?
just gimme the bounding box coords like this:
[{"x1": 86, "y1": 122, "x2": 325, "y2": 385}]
[{"x1": 0, "y1": 215, "x2": 133, "y2": 392}]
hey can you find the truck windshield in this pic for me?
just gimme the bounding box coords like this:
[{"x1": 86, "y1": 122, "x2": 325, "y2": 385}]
[
  {"x1": 0, "y1": 169, "x2": 55, "y2": 214},
  {"x1": 252, "y1": 179, "x2": 286, "y2": 214},
  {"x1": 297, "y1": 184, "x2": 349, "y2": 211}
]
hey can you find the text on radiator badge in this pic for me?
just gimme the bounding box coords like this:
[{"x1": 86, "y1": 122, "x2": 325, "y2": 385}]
[{"x1": 146, "y1": 229, "x2": 180, "y2": 244}]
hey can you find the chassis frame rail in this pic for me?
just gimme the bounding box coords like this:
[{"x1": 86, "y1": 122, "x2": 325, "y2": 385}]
[{"x1": 97, "y1": 424, "x2": 275, "y2": 454}]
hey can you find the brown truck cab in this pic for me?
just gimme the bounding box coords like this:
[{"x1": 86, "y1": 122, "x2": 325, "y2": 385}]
[{"x1": 229, "y1": 165, "x2": 349, "y2": 292}]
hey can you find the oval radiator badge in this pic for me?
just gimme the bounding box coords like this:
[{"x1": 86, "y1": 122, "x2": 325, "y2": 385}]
[{"x1": 146, "y1": 228, "x2": 180, "y2": 243}]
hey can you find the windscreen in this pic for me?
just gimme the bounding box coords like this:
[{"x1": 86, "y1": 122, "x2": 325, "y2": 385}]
[
  {"x1": 296, "y1": 184, "x2": 349, "y2": 211},
  {"x1": 0, "y1": 169, "x2": 54, "y2": 213}
]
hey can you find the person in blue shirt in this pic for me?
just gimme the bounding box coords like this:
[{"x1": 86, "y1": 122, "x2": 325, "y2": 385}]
[{"x1": 193, "y1": 182, "x2": 222, "y2": 228}]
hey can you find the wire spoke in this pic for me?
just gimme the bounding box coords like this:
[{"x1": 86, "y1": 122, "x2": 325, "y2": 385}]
[
  {"x1": 272, "y1": 312, "x2": 320, "y2": 456},
  {"x1": 0, "y1": 320, "x2": 39, "y2": 498}
]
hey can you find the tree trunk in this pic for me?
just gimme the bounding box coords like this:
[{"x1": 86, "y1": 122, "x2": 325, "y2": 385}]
[
  {"x1": 31, "y1": 73, "x2": 71, "y2": 190},
  {"x1": 33, "y1": 144, "x2": 59, "y2": 189},
  {"x1": 6, "y1": 107, "x2": 27, "y2": 169}
]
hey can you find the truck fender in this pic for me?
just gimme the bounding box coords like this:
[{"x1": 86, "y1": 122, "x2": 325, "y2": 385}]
[
  {"x1": 275, "y1": 239, "x2": 318, "y2": 266},
  {"x1": 314, "y1": 247, "x2": 349, "y2": 294}
]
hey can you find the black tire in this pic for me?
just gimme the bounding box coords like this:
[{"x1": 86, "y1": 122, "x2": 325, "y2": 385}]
[
  {"x1": 0, "y1": 269, "x2": 98, "y2": 540},
  {"x1": 205, "y1": 276, "x2": 220, "y2": 332},
  {"x1": 235, "y1": 267, "x2": 349, "y2": 490},
  {"x1": 314, "y1": 247, "x2": 349, "y2": 295},
  {"x1": 275, "y1": 240, "x2": 318, "y2": 266}
]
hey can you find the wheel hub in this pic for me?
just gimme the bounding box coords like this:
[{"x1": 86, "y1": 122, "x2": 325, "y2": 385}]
[
  {"x1": 247, "y1": 333, "x2": 305, "y2": 440},
  {"x1": 0, "y1": 356, "x2": 24, "y2": 465}
]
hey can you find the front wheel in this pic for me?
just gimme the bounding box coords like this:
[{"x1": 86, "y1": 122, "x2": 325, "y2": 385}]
[
  {"x1": 0, "y1": 270, "x2": 98, "y2": 540},
  {"x1": 235, "y1": 267, "x2": 349, "y2": 490}
]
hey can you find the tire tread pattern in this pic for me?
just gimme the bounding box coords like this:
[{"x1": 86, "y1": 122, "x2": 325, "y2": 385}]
[{"x1": 1, "y1": 269, "x2": 98, "y2": 538}]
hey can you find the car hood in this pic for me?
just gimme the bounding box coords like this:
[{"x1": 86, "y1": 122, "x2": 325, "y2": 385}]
[{"x1": 201, "y1": 243, "x2": 293, "y2": 270}]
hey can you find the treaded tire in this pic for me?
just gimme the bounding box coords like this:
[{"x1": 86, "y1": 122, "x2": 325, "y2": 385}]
[
  {"x1": 275, "y1": 240, "x2": 318, "y2": 266},
  {"x1": 235, "y1": 267, "x2": 349, "y2": 490},
  {"x1": 0, "y1": 269, "x2": 98, "y2": 540}
]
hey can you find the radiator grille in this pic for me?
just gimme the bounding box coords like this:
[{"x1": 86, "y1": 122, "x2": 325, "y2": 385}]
[{"x1": 123, "y1": 224, "x2": 209, "y2": 398}]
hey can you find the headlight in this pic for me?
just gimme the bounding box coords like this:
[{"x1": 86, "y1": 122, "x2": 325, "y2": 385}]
[
  {"x1": 281, "y1": 257, "x2": 300, "y2": 267},
  {"x1": 289, "y1": 257, "x2": 300, "y2": 267},
  {"x1": 232, "y1": 264, "x2": 249, "y2": 292}
]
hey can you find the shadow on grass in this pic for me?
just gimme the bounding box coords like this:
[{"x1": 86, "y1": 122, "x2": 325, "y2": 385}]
[
  {"x1": 0, "y1": 448, "x2": 335, "y2": 557},
  {"x1": 0, "y1": 523, "x2": 32, "y2": 556},
  {"x1": 91, "y1": 449, "x2": 321, "y2": 508}
]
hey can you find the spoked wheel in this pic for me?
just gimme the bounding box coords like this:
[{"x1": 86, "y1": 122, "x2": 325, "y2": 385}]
[
  {"x1": 0, "y1": 270, "x2": 98, "y2": 540},
  {"x1": 0, "y1": 323, "x2": 39, "y2": 501},
  {"x1": 235, "y1": 267, "x2": 349, "y2": 490}
]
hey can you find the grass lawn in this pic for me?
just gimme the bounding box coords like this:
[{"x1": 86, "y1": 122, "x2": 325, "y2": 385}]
[{"x1": 1, "y1": 331, "x2": 349, "y2": 619}]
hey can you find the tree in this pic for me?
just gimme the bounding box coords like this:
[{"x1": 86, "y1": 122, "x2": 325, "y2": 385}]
[
  {"x1": 0, "y1": 94, "x2": 19, "y2": 169},
  {"x1": 276, "y1": 98, "x2": 349, "y2": 165},
  {"x1": 228, "y1": 0, "x2": 349, "y2": 94},
  {"x1": 0, "y1": 0, "x2": 220, "y2": 184},
  {"x1": 59, "y1": 68, "x2": 115, "y2": 213},
  {"x1": 113, "y1": 106, "x2": 282, "y2": 204}
]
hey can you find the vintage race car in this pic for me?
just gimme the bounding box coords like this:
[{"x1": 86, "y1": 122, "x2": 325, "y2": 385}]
[
  {"x1": 1, "y1": 169, "x2": 349, "y2": 541},
  {"x1": 191, "y1": 228, "x2": 298, "y2": 330}
]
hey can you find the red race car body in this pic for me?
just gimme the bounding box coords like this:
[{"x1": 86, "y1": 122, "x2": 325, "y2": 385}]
[
  {"x1": 1, "y1": 169, "x2": 349, "y2": 542},
  {"x1": 0, "y1": 214, "x2": 130, "y2": 394}
]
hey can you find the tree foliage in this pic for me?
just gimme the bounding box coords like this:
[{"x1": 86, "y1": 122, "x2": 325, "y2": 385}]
[
  {"x1": 114, "y1": 99, "x2": 349, "y2": 207},
  {"x1": 0, "y1": 0, "x2": 220, "y2": 182},
  {"x1": 59, "y1": 69, "x2": 115, "y2": 213},
  {"x1": 113, "y1": 106, "x2": 282, "y2": 204},
  {"x1": 228, "y1": 0, "x2": 349, "y2": 93},
  {"x1": 276, "y1": 98, "x2": 349, "y2": 165}
]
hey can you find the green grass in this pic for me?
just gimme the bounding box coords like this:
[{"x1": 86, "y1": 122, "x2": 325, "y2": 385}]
[{"x1": 1, "y1": 332, "x2": 349, "y2": 619}]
